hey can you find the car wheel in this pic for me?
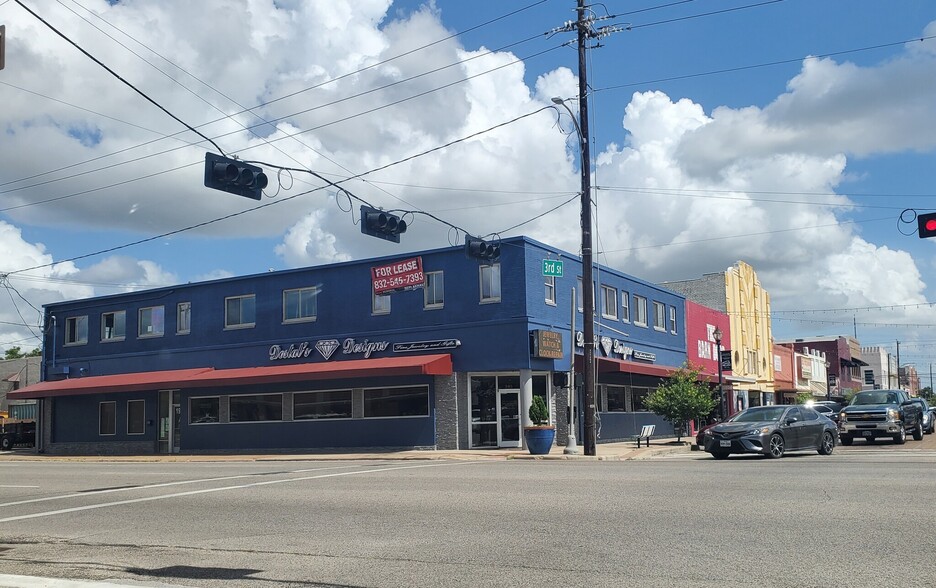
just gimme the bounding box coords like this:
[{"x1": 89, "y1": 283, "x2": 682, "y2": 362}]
[
  {"x1": 913, "y1": 422, "x2": 924, "y2": 441},
  {"x1": 711, "y1": 451, "x2": 729, "y2": 460},
  {"x1": 840, "y1": 435, "x2": 853, "y2": 446},
  {"x1": 767, "y1": 433, "x2": 785, "y2": 459},
  {"x1": 894, "y1": 427, "x2": 907, "y2": 445},
  {"x1": 0, "y1": 437, "x2": 10, "y2": 451},
  {"x1": 818, "y1": 431, "x2": 835, "y2": 455}
]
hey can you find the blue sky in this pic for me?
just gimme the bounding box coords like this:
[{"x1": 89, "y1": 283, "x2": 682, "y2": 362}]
[{"x1": 1, "y1": 0, "x2": 935, "y2": 368}]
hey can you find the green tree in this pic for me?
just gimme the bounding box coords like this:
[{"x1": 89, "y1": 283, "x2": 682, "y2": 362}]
[
  {"x1": 643, "y1": 363, "x2": 717, "y2": 442},
  {"x1": 919, "y1": 387, "x2": 934, "y2": 402},
  {"x1": 795, "y1": 392, "x2": 814, "y2": 404},
  {"x1": 3, "y1": 346, "x2": 41, "y2": 359}
]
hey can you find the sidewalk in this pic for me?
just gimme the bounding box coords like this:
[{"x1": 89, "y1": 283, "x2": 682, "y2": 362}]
[{"x1": 0, "y1": 438, "x2": 694, "y2": 463}]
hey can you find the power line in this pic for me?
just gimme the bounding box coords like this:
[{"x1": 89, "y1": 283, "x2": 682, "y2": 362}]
[
  {"x1": 594, "y1": 34, "x2": 936, "y2": 93},
  {"x1": 12, "y1": 0, "x2": 225, "y2": 155},
  {"x1": 0, "y1": 3, "x2": 551, "y2": 194}
]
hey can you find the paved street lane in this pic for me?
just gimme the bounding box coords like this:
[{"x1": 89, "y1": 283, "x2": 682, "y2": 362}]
[{"x1": 2, "y1": 455, "x2": 936, "y2": 588}]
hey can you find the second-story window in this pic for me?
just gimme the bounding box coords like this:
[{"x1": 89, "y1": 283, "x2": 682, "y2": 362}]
[
  {"x1": 373, "y1": 291, "x2": 390, "y2": 315},
  {"x1": 177, "y1": 302, "x2": 191, "y2": 334},
  {"x1": 65, "y1": 315, "x2": 88, "y2": 345},
  {"x1": 101, "y1": 310, "x2": 126, "y2": 341},
  {"x1": 480, "y1": 264, "x2": 501, "y2": 303},
  {"x1": 545, "y1": 276, "x2": 556, "y2": 306},
  {"x1": 669, "y1": 305, "x2": 677, "y2": 334},
  {"x1": 653, "y1": 301, "x2": 666, "y2": 331},
  {"x1": 283, "y1": 287, "x2": 317, "y2": 323},
  {"x1": 225, "y1": 294, "x2": 256, "y2": 329},
  {"x1": 138, "y1": 306, "x2": 164, "y2": 337},
  {"x1": 424, "y1": 271, "x2": 444, "y2": 309},
  {"x1": 634, "y1": 295, "x2": 648, "y2": 327},
  {"x1": 601, "y1": 285, "x2": 617, "y2": 319},
  {"x1": 621, "y1": 292, "x2": 630, "y2": 322}
]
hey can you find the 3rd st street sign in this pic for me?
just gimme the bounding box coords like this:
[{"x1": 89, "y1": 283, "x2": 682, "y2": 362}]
[{"x1": 543, "y1": 260, "x2": 563, "y2": 277}]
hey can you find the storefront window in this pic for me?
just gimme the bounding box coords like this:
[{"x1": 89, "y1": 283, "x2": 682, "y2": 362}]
[
  {"x1": 470, "y1": 376, "x2": 497, "y2": 447},
  {"x1": 294, "y1": 390, "x2": 352, "y2": 420},
  {"x1": 230, "y1": 394, "x2": 282, "y2": 422},
  {"x1": 190, "y1": 397, "x2": 220, "y2": 424},
  {"x1": 630, "y1": 387, "x2": 651, "y2": 412},
  {"x1": 607, "y1": 386, "x2": 626, "y2": 411},
  {"x1": 363, "y1": 386, "x2": 429, "y2": 418}
]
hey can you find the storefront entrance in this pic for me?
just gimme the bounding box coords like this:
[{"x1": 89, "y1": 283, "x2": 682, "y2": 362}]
[{"x1": 497, "y1": 390, "x2": 521, "y2": 448}]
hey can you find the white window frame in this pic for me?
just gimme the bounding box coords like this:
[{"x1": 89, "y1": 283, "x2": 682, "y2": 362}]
[
  {"x1": 101, "y1": 310, "x2": 126, "y2": 342},
  {"x1": 177, "y1": 302, "x2": 191, "y2": 335},
  {"x1": 138, "y1": 306, "x2": 165, "y2": 338},
  {"x1": 669, "y1": 305, "x2": 677, "y2": 334},
  {"x1": 634, "y1": 295, "x2": 648, "y2": 327},
  {"x1": 545, "y1": 276, "x2": 556, "y2": 306},
  {"x1": 621, "y1": 292, "x2": 630, "y2": 323},
  {"x1": 479, "y1": 264, "x2": 501, "y2": 303},
  {"x1": 601, "y1": 285, "x2": 618, "y2": 319},
  {"x1": 65, "y1": 315, "x2": 88, "y2": 345},
  {"x1": 372, "y1": 290, "x2": 390, "y2": 315},
  {"x1": 424, "y1": 271, "x2": 444, "y2": 309},
  {"x1": 225, "y1": 294, "x2": 256, "y2": 329},
  {"x1": 653, "y1": 301, "x2": 666, "y2": 332},
  {"x1": 283, "y1": 286, "x2": 318, "y2": 323}
]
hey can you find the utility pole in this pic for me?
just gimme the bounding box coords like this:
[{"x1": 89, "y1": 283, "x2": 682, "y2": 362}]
[
  {"x1": 896, "y1": 340, "x2": 901, "y2": 390},
  {"x1": 549, "y1": 2, "x2": 622, "y2": 456},
  {"x1": 575, "y1": 0, "x2": 597, "y2": 457}
]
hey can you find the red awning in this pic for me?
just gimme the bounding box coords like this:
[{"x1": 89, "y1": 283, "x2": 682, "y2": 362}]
[
  {"x1": 574, "y1": 355, "x2": 675, "y2": 378},
  {"x1": 8, "y1": 355, "x2": 453, "y2": 399}
]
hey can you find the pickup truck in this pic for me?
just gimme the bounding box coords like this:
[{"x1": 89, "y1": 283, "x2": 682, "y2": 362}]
[
  {"x1": 0, "y1": 418, "x2": 36, "y2": 450},
  {"x1": 838, "y1": 389, "x2": 923, "y2": 445}
]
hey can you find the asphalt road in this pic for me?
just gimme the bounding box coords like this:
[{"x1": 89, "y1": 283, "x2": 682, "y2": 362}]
[{"x1": 3, "y1": 444, "x2": 936, "y2": 588}]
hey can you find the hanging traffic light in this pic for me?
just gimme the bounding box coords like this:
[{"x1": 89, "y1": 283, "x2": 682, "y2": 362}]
[
  {"x1": 919, "y1": 212, "x2": 936, "y2": 239},
  {"x1": 360, "y1": 205, "x2": 407, "y2": 243},
  {"x1": 465, "y1": 235, "x2": 500, "y2": 260},
  {"x1": 204, "y1": 153, "x2": 268, "y2": 200}
]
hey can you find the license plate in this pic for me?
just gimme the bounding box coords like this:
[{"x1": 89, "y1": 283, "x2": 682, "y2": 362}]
[
  {"x1": 719, "y1": 440, "x2": 731, "y2": 447},
  {"x1": 863, "y1": 431, "x2": 873, "y2": 437}
]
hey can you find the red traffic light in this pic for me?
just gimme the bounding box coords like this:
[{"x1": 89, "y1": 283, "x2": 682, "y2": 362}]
[{"x1": 919, "y1": 212, "x2": 936, "y2": 239}]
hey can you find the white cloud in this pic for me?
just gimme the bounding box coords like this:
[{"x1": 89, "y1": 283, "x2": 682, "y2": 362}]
[{"x1": 1, "y1": 3, "x2": 935, "y2": 349}]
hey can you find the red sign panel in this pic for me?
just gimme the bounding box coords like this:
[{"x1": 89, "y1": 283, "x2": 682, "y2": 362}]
[{"x1": 371, "y1": 257, "x2": 424, "y2": 294}]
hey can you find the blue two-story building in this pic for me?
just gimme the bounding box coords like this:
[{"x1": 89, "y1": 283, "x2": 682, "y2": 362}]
[{"x1": 12, "y1": 236, "x2": 688, "y2": 455}]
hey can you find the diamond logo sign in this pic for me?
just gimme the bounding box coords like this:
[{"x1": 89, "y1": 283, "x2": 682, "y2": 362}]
[{"x1": 315, "y1": 339, "x2": 340, "y2": 361}]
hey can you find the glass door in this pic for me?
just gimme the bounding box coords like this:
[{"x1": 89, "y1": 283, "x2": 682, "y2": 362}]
[{"x1": 497, "y1": 390, "x2": 521, "y2": 448}]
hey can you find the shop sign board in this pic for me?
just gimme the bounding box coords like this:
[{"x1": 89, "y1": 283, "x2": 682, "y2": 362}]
[
  {"x1": 371, "y1": 257, "x2": 424, "y2": 294},
  {"x1": 720, "y1": 350, "x2": 733, "y2": 372},
  {"x1": 531, "y1": 329, "x2": 563, "y2": 359}
]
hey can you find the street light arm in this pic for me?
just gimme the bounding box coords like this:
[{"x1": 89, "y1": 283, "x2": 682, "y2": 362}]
[{"x1": 551, "y1": 97, "x2": 586, "y2": 151}]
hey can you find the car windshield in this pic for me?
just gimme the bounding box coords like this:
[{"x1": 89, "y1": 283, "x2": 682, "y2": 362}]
[
  {"x1": 851, "y1": 392, "x2": 898, "y2": 405},
  {"x1": 729, "y1": 406, "x2": 787, "y2": 422}
]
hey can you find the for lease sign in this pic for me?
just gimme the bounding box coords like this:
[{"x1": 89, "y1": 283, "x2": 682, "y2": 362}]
[{"x1": 371, "y1": 257, "x2": 424, "y2": 294}]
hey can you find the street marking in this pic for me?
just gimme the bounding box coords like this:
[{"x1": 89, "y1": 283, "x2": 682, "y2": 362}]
[
  {"x1": 0, "y1": 461, "x2": 474, "y2": 523},
  {"x1": 0, "y1": 485, "x2": 39, "y2": 488},
  {"x1": 0, "y1": 464, "x2": 365, "y2": 508}
]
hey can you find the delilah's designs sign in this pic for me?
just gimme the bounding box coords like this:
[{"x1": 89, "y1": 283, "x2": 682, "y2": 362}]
[
  {"x1": 271, "y1": 337, "x2": 460, "y2": 361},
  {"x1": 270, "y1": 338, "x2": 390, "y2": 362}
]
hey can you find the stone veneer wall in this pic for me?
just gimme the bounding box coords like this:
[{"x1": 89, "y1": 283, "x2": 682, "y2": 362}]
[
  {"x1": 434, "y1": 373, "x2": 458, "y2": 450},
  {"x1": 46, "y1": 441, "x2": 155, "y2": 455}
]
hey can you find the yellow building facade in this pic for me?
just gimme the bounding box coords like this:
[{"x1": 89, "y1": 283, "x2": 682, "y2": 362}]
[{"x1": 724, "y1": 261, "x2": 775, "y2": 409}]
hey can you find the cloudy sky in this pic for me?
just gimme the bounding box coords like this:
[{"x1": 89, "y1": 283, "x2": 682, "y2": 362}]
[{"x1": 1, "y1": 0, "x2": 935, "y2": 369}]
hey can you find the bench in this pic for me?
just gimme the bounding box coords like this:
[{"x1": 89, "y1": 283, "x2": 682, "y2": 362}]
[{"x1": 635, "y1": 424, "x2": 655, "y2": 448}]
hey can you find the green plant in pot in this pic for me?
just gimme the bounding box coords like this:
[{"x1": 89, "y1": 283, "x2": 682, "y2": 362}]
[{"x1": 523, "y1": 396, "x2": 556, "y2": 455}]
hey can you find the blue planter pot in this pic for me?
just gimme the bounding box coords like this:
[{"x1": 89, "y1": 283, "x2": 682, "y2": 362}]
[{"x1": 524, "y1": 427, "x2": 556, "y2": 455}]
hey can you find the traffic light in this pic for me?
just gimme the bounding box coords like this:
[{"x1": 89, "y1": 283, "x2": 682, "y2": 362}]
[
  {"x1": 465, "y1": 235, "x2": 500, "y2": 260},
  {"x1": 204, "y1": 153, "x2": 268, "y2": 200},
  {"x1": 919, "y1": 212, "x2": 936, "y2": 239},
  {"x1": 360, "y1": 205, "x2": 407, "y2": 243}
]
